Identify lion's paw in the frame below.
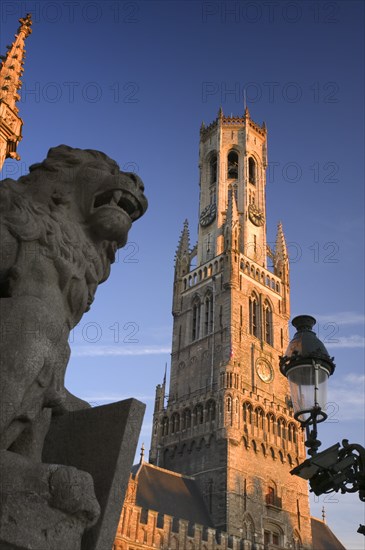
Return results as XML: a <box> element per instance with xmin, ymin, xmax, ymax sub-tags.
<box><xmin>48</xmin><ymin>465</ymin><xmax>100</xmax><ymax>526</ymax></box>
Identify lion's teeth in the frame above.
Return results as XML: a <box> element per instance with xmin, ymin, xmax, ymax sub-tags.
<box><xmin>112</xmin><ymin>190</ymin><xmax>123</xmax><ymax>205</ymax></box>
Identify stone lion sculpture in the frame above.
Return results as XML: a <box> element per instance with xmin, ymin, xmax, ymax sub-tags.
<box><xmin>0</xmin><ymin>145</ymin><xmax>147</xmax><ymax>543</ymax></box>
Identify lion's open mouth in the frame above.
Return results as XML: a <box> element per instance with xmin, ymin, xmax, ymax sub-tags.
<box><xmin>93</xmin><ymin>188</ymin><xmax>142</xmax><ymax>221</ymax></box>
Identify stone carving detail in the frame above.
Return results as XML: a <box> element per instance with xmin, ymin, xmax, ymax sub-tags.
<box><xmin>0</xmin><ymin>145</ymin><xmax>147</xmax><ymax>547</ymax></box>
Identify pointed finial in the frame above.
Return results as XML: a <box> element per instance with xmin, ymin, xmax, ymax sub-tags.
<box><xmin>18</xmin><ymin>14</ymin><xmax>32</xmax><ymax>37</ymax></box>
<box><xmin>322</xmin><ymin>506</ymin><xmax>326</xmax><ymax>523</ymax></box>
<box><xmin>244</xmin><ymin>105</ymin><xmax>250</xmax><ymax>118</ymax></box>
<box><xmin>140</xmin><ymin>443</ymin><xmax>145</xmax><ymax>464</ymax></box>
<box><xmin>218</xmin><ymin>106</ymin><xmax>223</xmax><ymax>118</ymax></box>
<box><xmin>0</xmin><ymin>13</ymin><xmax>32</xmax><ymax>168</ymax></box>
<box><xmin>200</xmin><ymin>120</ymin><xmax>206</xmax><ymax>131</ymax></box>
<box><xmin>163</xmin><ymin>363</ymin><xmax>167</xmax><ymax>385</ymax></box>
<box><xmin>262</xmin><ymin>120</ymin><xmax>266</xmax><ymax>130</ymax></box>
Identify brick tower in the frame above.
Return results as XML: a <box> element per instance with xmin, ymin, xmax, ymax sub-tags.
<box><xmin>0</xmin><ymin>14</ymin><xmax>32</xmax><ymax>170</ymax></box>
<box><xmin>149</xmin><ymin>108</ymin><xmax>312</xmax><ymax>549</ymax></box>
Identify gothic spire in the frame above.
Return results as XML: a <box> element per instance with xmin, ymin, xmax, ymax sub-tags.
<box><xmin>273</xmin><ymin>221</ymin><xmax>289</xmax><ymax>284</ymax></box>
<box><xmin>0</xmin><ymin>14</ymin><xmax>32</xmax><ymax>113</ymax></box>
<box><xmin>173</xmin><ymin>220</ymin><xmax>191</xmax><ymax>313</ymax></box>
<box><xmin>275</xmin><ymin>221</ymin><xmax>288</xmax><ymax>262</ymax></box>
<box><xmin>175</xmin><ymin>219</ymin><xmax>190</xmax><ymax>259</ymax></box>
<box><xmin>0</xmin><ymin>14</ymin><xmax>32</xmax><ymax>169</ymax></box>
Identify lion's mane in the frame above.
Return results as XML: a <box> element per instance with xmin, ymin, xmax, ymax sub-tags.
<box><xmin>0</xmin><ymin>145</ymin><xmax>121</xmax><ymax>302</ymax></box>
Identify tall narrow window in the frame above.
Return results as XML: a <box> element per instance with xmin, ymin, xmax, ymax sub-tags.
<box><xmin>249</xmin><ymin>294</ymin><xmax>259</xmax><ymax>337</ymax></box>
<box><xmin>192</xmin><ymin>298</ymin><xmax>201</xmax><ymax>341</ymax></box>
<box><xmin>209</xmin><ymin>185</ymin><xmax>216</xmax><ymax>205</ymax></box>
<box><xmin>204</xmin><ymin>293</ymin><xmax>214</xmax><ymax>336</ymax></box>
<box><xmin>248</xmin><ymin>157</ymin><xmax>256</xmax><ymax>184</ymax></box>
<box><xmin>227</xmin><ymin>151</ymin><xmax>238</xmax><ymax>179</ymax></box>
<box><xmin>243</xmin><ymin>402</ymin><xmax>252</xmax><ymax>424</ymax></box>
<box><xmin>210</xmin><ymin>153</ymin><xmax>217</xmax><ymax>183</ymax></box>
<box><xmin>206</xmin><ymin>400</ymin><xmax>216</xmax><ymax>422</ymax></box>
<box><xmin>263</xmin><ymin>301</ymin><xmax>273</xmax><ymax>345</ymax></box>
<box><xmin>266</xmin><ymin>486</ymin><xmax>275</xmax><ymax>505</ymax></box>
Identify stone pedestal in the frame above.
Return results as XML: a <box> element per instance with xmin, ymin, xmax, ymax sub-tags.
<box><xmin>0</xmin><ymin>399</ymin><xmax>145</xmax><ymax>550</ymax></box>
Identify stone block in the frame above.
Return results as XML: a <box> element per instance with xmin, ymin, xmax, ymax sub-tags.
<box><xmin>43</xmin><ymin>399</ymin><xmax>145</xmax><ymax>550</ymax></box>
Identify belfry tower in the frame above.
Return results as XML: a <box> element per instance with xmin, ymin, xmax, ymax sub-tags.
<box><xmin>0</xmin><ymin>14</ymin><xmax>32</xmax><ymax>170</ymax></box>
<box><xmin>150</xmin><ymin>109</ymin><xmax>312</xmax><ymax>549</ymax></box>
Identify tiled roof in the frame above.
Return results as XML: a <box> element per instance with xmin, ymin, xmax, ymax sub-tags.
<box><xmin>132</xmin><ymin>462</ymin><xmax>214</xmax><ymax>527</ymax></box>
<box><xmin>311</xmin><ymin>517</ymin><xmax>347</xmax><ymax>550</ymax></box>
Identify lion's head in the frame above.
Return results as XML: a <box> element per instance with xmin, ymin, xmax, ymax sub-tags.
<box><xmin>0</xmin><ymin>146</ymin><xmax>148</xmax><ymax>317</ymax></box>
<box><xmin>16</xmin><ymin>145</ymin><xmax>148</xmax><ymax>248</ymax></box>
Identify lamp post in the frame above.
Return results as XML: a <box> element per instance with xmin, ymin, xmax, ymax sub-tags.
<box><xmin>279</xmin><ymin>315</ymin><xmax>336</xmax><ymax>456</ymax></box>
<box><xmin>280</xmin><ymin>315</ymin><xmax>365</xmax><ymax>536</ymax></box>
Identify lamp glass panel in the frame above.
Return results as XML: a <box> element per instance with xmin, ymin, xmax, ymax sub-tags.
<box><xmin>288</xmin><ymin>364</ymin><xmax>329</xmax><ymax>418</ymax></box>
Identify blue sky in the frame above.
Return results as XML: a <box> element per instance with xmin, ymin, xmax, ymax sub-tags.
<box><xmin>1</xmin><ymin>1</ymin><xmax>364</xmax><ymax>547</ymax></box>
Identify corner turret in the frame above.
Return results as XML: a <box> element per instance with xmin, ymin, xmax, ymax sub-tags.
<box><xmin>172</xmin><ymin>220</ymin><xmax>191</xmax><ymax>315</ymax></box>
<box><xmin>274</xmin><ymin>221</ymin><xmax>290</xmax><ymax>315</ymax></box>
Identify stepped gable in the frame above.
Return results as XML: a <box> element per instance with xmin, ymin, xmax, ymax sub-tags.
<box><xmin>131</xmin><ymin>461</ymin><xmax>214</xmax><ymax>527</ymax></box>
<box><xmin>311</xmin><ymin>517</ymin><xmax>346</xmax><ymax>550</ymax></box>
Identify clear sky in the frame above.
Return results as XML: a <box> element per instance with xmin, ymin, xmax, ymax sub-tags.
<box><xmin>1</xmin><ymin>1</ymin><xmax>364</xmax><ymax>547</ymax></box>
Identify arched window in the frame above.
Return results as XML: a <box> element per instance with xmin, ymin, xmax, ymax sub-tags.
<box><xmin>292</xmin><ymin>531</ymin><xmax>303</xmax><ymax>550</ymax></box>
<box><xmin>266</xmin><ymin>483</ymin><xmax>281</xmax><ymax>508</ymax></box>
<box><xmin>243</xmin><ymin>402</ymin><xmax>253</xmax><ymax>424</ymax></box>
<box><xmin>171</xmin><ymin>413</ymin><xmax>180</xmax><ymax>434</ymax></box>
<box><xmin>266</xmin><ymin>485</ymin><xmax>275</xmax><ymax>505</ymax></box>
<box><xmin>227</xmin><ymin>396</ymin><xmax>232</xmax><ymax>413</ymax></box>
<box><xmin>204</xmin><ymin>293</ymin><xmax>214</xmax><ymax>336</ymax></box>
<box><xmin>210</xmin><ymin>153</ymin><xmax>217</xmax><ymax>184</ymax></box>
<box><xmin>184</xmin><ymin>409</ymin><xmax>191</xmax><ymax>429</ymax></box>
<box><xmin>243</xmin><ymin>514</ymin><xmax>255</xmax><ymax>541</ymax></box>
<box><xmin>206</xmin><ymin>399</ymin><xmax>216</xmax><ymax>422</ymax></box>
<box><xmin>249</xmin><ymin>294</ymin><xmax>259</xmax><ymax>337</ymax></box>
<box><xmin>248</xmin><ymin>157</ymin><xmax>256</xmax><ymax>184</ymax></box>
<box><xmin>192</xmin><ymin>298</ymin><xmax>201</xmax><ymax>341</ymax></box>
<box><xmin>209</xmin><ymin>185</ymin><xmax>216</xmax><ymax>205</ymax></box>
<box><xmin>162</xmin><ymin>416</ymin><xmax>169</xmax><ymax>436</ymax></box>
<box><xmin>263</xmin><ymin>300</ymin><xmax>273</xmax><ymax>345</ymax></box>
<box><xmin>193</xmin><ymin>404</ymin><xmax>204</xmax><ymax>426</ymax></box>
<box><xmin>227</xmin><ymin>151</ymin><xmax>238</xmax><ymax>179</ymax></box>
<box><xmin>256</xmin><ymin>408</ymin><xmax>265</xmax><ymax>429</ymax></box>
<box><xmin>267</xmin><ymin>413</ymin><xmax>275</xmax><ymax>433</ymax></box>
<box><xmin>277</xmin><ymin>418</ymin><xmax>286</xmax><ymax>439</ymax></box>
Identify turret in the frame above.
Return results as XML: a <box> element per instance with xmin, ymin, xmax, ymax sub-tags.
<box><xmin>172</xmin><ymin>220</ymin><xmax>190</xmax><ymax>314</ymax></box>
<box><xmin>0</xmin><ymin>14</ymin><xmax>32</xmax><ymax>169</ymax></box>
<box><xmin>274</xmin><ymin>221</ymin><xmax>290</xmax><ymax>315</ymax></box>
<box><xmin>149</xmin><ymin>369</ymin><xmax>167</xmax><ymax>465</ymax></box>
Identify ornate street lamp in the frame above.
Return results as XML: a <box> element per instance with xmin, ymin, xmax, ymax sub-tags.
<box><xmin>279</xmin><ymin>315</ymin><xmax>336</xmax><ymax>456</ymax></box>
<box><xmin>280</xmin><ymin>315</ymin><xmax>365</xmax><ymax>536</ymax></box>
